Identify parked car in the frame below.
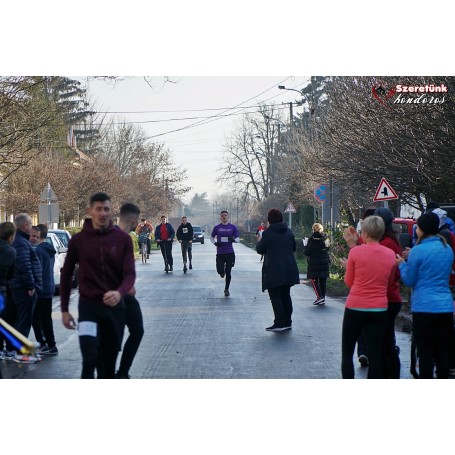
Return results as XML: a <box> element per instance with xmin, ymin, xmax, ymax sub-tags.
<box><xmin>45</xmin><ymin>232</ymin><xmax>67</xmax><ymax>293</ymax></box>
<box><xmin>49</xmin><ymin>229</ymin><xmax>78</xmax><ymax>288</ymax></box>
<box><xmin>192</xmin><ymin>225</ymin><xmax>205</xmax><ymax>244</ymax></box>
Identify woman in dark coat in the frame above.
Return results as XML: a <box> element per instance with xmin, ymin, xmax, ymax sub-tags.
<box><xmin>304</xmin><ymin>223</ymin><xmax>330</xmax><ymax>305</ymax></box>
<box><xmin>256</xmin><ymin>209</ymin><xmax>300</xmax><ymax>332</ymax></box>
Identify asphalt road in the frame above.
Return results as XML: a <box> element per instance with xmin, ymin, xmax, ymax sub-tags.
<box><xmin>0</xmin><ymin>238</ymin><xmax>414</xmax><ymax>379</ymax></box>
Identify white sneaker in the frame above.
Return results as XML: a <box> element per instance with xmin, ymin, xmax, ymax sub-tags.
<box><xmin>13</xmin><ymin>353</ymin><xmax>41</xmax><ymax>364</ymax></box>
<box><xmin>313</xmin><ymin>297</ymin><xmax>325</xmax><ymax>305</ymax></box>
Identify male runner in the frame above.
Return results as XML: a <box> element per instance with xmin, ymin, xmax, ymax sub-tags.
<box><xmin>211</xmin><ymin>211</ymin><xmax>240</xmax><ymax>296</ymax></box>
<box><xmin>176</xmin><ymin>216</ymin><xmax>194</xmax><ymax>273</ymax></box>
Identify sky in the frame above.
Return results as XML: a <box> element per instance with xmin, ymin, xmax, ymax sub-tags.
<box><xmin>80</xmin><ymin>75</ymin><xmax>310</xmax><ymax>203</ymax></box>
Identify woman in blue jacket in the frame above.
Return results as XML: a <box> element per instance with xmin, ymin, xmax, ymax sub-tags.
<box><xmin>397</xmin><ymin>212</ymin><xmax>454</xmax><ymax>379</ymax></box>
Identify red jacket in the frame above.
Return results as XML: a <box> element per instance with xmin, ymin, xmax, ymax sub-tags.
<box><xmin>60</xmin><ymin>219</ymin><xmax>135</xmax><ymax>312</ymax></box>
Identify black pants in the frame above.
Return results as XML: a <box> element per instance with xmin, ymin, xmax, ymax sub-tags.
<box><xmin>0</xmin><ymin>287</ymin><xmax>16</xmax><ymax>351</ymax></box>
<box><xmin>78</xmin><ymin>300</ymin><xmax>126</xmax><ymax>379</ymax></box>
<box><xmin>268</xmin><ymin>285</ymin><xmax>293</xmax><ymax>327</ymax></box>
<box><xmin>32</xmin><ymin>297</ymin><xmax>56</xmax><ymax>347</ymax></box>
<box><xmin>159</xmin><ymin>241</ymin><xmax>173</xmax><ymax>267</ymax></box>
<box><xmin>311</xmin><ymin>277</ymin><xmax>327</xmax><ymax>299</ymax></box>
<box><xmin>216</xmin><ymin>253</ymin><xmax>235</xmax><ymax>290</ymax></box>
<box><xmin>117</xmin><ymin>294</ymin><xmax>144</xmax><ymax>376</ymax></box>
<box><xmin>180</xmin><ymin>241</ymin><xmax>192</xmax><ymax>264</ymax></box>
<box><xmin>10</xmin><ymin>288</ymin><xmax>37</xmax><ymax>339</ymax></box>
<box><xmin>342</xmin><ymin>308</ymin><xmax>387</xmax><ymax>379</ymax></box>
<box><xmin>382</xmin><ymin>302</ymin><xmax>402</xmax><ymax>378</ymax></box>
<box><xmin>412</xmin><ymin>312</ymin><xmax>452</xmax><ymax>379</ymax></box>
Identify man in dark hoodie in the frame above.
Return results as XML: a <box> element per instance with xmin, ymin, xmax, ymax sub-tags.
<box><xmin>60</xmin><ymin>192</ymin><xmax>136</xmax><ymax>379</ymax></box>
<box><xmin>6</xmin><ymin>213</ymin><xmax>42</xmax><ymax>364</ymax></box>
<box><xmin>256</xmin><ymin>209</ymin><xmax>300</xmax><ymax>332</ymax></box>
<box><xmin>176</xmin><ymin>216</ymin><xmax>194</xmax><ymax>273</ymax></box>
<box><xmin>32</xmin><ymin>224</ymin><xmax>58</xmax><ymax>355</ymax></box>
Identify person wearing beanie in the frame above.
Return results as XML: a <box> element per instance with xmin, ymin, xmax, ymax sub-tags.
<box><xmin>344</xmin><ymin>206</ymin><xmax>403</xmax><ymax>377</ymax></box>
<box><xmin>397</xmin><ymin>211</ymin><xmax>454</xmax><ymax>379</ymax></box>
<box><xmin>256</xmin><ymin>209</ymin><xmax>300</xmax><ymax>332</ymax></box>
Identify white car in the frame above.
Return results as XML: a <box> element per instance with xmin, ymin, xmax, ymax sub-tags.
<box><xmin>45</xmin><ymin>232</ymin><xmax>68</xmax><ymax>292</ymax></box>
<box><xmin>48</xmin><ymin>229</ymin><xmax>78</xmax><ymax>288</ymax></box>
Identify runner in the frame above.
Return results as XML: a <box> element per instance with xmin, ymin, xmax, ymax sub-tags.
<box><xmin>176</xmin><ymin>216</ymin><xmax>194</xmax><ymax>273</ymax></box>
<box><xmin>155</xmin><ymin>215</ymin><xmax>175</xmax><ymax>272</ymax></box>
<box><xmin>211</xmin><ymin>211</ymin><xmax>240</xmax><ymax>296</ymax></box>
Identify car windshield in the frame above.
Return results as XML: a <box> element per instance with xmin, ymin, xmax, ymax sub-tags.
<box><xmin>53</xmin><ymin>232</ymin><xmax>70</xmax><ymax>247</ymax></box>
<box><xmin>193</xmin><ymin>226</ymin><xmax>202</xmax><ymax>233</ymax></box>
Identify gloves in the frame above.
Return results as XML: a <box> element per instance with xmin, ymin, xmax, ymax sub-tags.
<box><xmin>228</xmin><ymin>236</ymin><xmax>235</xmax><ymax>243</ymax></box>
<box><xmin>214</xmin><ymin>242</ymin><xmax>222</xmax><ymax>247</ymax></box>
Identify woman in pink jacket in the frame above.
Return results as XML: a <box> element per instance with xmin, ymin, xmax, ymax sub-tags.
<box><xmin>341</xmin><ymin>216</ymin><xmax>397</xmax><ymax>379</ymax></box>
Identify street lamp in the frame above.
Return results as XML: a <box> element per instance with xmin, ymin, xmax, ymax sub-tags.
<box><xmin>278</xmin><ymin>85</ymin><xmax>303</xmax><ymax>96</ymax></box>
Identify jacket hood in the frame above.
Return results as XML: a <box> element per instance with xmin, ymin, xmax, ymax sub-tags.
<box><xmin>432</xmin><ymin>208</ymin><xmax>448</xmax><ymax>229</ymax></box>
<box><xmin>268</xmin><ymin>222</ymin><xmax>288</xmax><ymax>234</ymax></box>
<box><xmin>37</xmin><ymin>241</ymin><xmax>56</xmax><ymax>258</ymax></box>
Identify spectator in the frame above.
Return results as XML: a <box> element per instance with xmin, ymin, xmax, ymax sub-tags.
<box><xmin>341</xmin><ymin>216</ymin><xmax>396</xmax><ymax>379</ymax></box>
<box><xmin>256</xmin><ymin>209</ymin><xmax>300</xmax><ymax>332</ymax></box>
<box><xmin>304</xmin><ymin>223</ymin><xmax>330</xmax><ymax>305</ymax></box>
<box><xmin>0</xmin><ymin>221</ymin><xmax>17</xmax><ymax>363</ymax></box>
<box><xmin>397</xmin><ymin>212</ymin><xmax>454</xmax><ymax>378</ymax></box>
<box><xmin>6</xmin><ymin>213</ymin><xmax>42</xmax><ymax>364</ymax></box>
<box><xmin>32</xmin><ymin>224</ymin><xmax>58</xmax><ymax>355</ymax></box>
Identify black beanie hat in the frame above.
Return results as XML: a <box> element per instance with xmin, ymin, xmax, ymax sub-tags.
<box><xmin>426</xmin><ymin>201</ymin><xmax>440</xmax><ymax>212</ymax></box>
<box><xmin>268</xmin><ymin>209</ymin><xmax>283</xmax><ymax>224</ymax></box>
<box><xmin>417</xmin><ymin>212</ymin><xmax>440</xmax><ymax>235</ymax></box>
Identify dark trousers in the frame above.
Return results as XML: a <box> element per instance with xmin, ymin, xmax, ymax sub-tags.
<box><xmin>342</xmin><ymin>308</ymin><xmax>387</xmax><ymax>379</ymax></box>
<box><xmin>78</xmin><ymin>300</ymin><xmax>126</xmax><ymax>379</ymax></box>
<box><xmin>180</xmin><ymin>241</ymin><xmax>192</xmax><ymax>264</ymax></box>
<box><xmin>159</xmin><ymin>241</ymin><xmax>173</xmax><ymax>267</ymax></box>
<box><xmin>216</xmin><ymin>253</ymin><xmax>235</xmax><ymax>290</ymax></box>
<box><xmin>412</xmin><ymin>312</ymin><xmax>452</xmax><ymax>379</ymax></box>
<box><xmin>117</xmin><ymin>294</ymin><xmax>144</xmax><ymax>376</ymax></box>
<box><xmin>10</xmin><ymin>288</ymin><xmax>37</xmax><ymax>339</ymax></box>
<box><xmin>268</xmin><ymin>285</ymin><xmax>293</xmax><ymax>327</ymax></box>
<box><xmin>311</xmin><ymin>278</ymin><xmax>327</xmax><ymax>299</ymax></box>
<box><xmin>382</xmin><ymin>302</ymin><xmax>402</xmax><ymax>378</ymax></box>
<box><xmin>32</xmin><ymin>297</ymin><xmax>56</xmax><ymax>347</ymax></box>
<box><xmin>0</xmin><ymin>288</ymin><xmax>16</xmax><ymax>351</ymax></box>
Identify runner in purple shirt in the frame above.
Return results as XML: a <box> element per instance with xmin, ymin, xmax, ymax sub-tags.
<box><xmin>211</xmin><ymin>211</ymin><xmax>240</xmax><ymax>296</ymax></box>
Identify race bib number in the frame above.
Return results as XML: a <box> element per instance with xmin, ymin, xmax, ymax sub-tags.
<box><xmin>77</xmin><ymin>321</ymin><xmax>97</xmax><ymax>337</ymax></box>
<box><xmin>221</xmin><ymin>237</ymin><xmax>229</xmax><ymax>242</ymax></box>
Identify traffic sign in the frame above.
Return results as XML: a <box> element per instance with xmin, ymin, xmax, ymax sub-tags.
<box><xmin>314</xmin><ymin>185</ymin><xmax>326</xmax><ymax>203</ymax></box>
<box><xmin>373</xmin><ymin>178</ymin><xmax>398</xmax><ymax>201</ymax></box>
<box><xmin>285</xmin><ymin>202</ymin><xmax>297</xmax><ymax>213</ymax></box>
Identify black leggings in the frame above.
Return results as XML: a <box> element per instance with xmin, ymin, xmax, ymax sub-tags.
<box><xmin>413</xmin><ymin>312</ymin><xmax>452</xmax><ymax>379</ymax></box>
<box><xmin>342</xmin><ymin>308</ymin><xmax>387</xmax><ymax>379</ymax></box>
<box><xmin>216</xmin><ymin>253</ymin><xmax>235</xmax><ymax>289</ymax></box>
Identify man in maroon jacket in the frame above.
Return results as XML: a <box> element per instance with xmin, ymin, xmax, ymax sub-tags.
<box><xmin>60</xmin><ymin>192</ymin><xmax>136</xmax><ymax>379</ymax></box>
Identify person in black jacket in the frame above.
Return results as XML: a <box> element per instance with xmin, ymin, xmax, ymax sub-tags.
<box><xmin>256</xmin><ymin>209</ymin><xmax>300</xmax><ymax>332</ymax></box>
<box><xmin>32</xmin><ymin>224</ymin><xmax>58</xmax><ymax>355</ymax></box>
<box><xmin>176</xmin><ymin>216</ymin><xmax>194</xmax><ymax>273</ymax></box>
<box><xmin>6</xmin><ymin>213</ymin><xmax>42</xmax><ymax>363</ymax></box>
<box><xmin>304</xmin><ymin>223</ymin><xmax>330</xmax><ymax>305</ymax></box>
<box><xmin>0</xmin><ymin>221</ymin><xmax>17</xmax><ymax>363</ymax></box>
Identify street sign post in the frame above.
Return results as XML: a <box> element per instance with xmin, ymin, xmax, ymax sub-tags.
<box><xmin>39</xmin><ymin>182</ymin><xmax>59</xmax><ymax>227</ymax></box>
<box><xmin>284</xmin><ymin>202</ymin><xmax>297</xmax><ymax>229</ymax></box>
<box><xmin>373</xmin><ymin>178</ymin><xmax>398</xmax><ymax>208</ymax></box>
